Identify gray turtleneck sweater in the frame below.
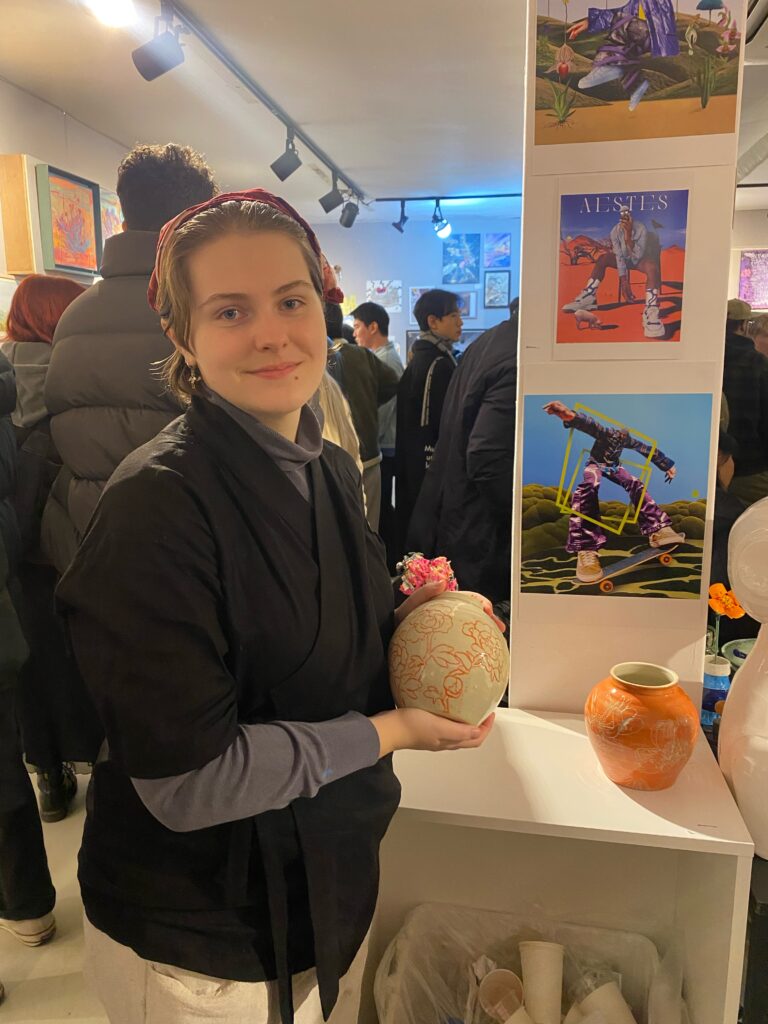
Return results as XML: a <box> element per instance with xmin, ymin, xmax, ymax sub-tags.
<box><xmin>132</xmin><ymin>393</ymin><xmax>381</xmax><ymax>833</ymax></box>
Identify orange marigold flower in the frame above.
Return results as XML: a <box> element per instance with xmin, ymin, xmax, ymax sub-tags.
<box><xmin>709</xmin><ymin>583</ymin><xmax>746</xmax><ymax>619</ymax></box>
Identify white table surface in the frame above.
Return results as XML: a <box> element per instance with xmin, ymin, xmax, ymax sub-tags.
<box><xmin>393</xmin><ymin>708</ymin><xmax>754</xmax><ymax>855</ymax></box>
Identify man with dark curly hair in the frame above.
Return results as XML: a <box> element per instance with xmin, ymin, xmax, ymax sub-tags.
<box><xmin>42</xmin><ymin>144</ymin><xmax>219</xmax><ymax>577</ymax></box>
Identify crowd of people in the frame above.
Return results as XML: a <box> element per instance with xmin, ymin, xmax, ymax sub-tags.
<box><xmin>1</xmin><ymin>137</ymin><xmax>765</xmax><ymax>1021</ymax></box>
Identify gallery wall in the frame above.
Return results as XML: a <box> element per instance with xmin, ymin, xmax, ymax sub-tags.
<box><xmin>512</xmin><ymin>0</ymin><xmax>746</xmax><ymax>716</ymax></box>
<box><xmin>0</xmin><ymin>78</ymin><xmax>127</xmax><ymax>277</ymax></box>
<box><xmin>312</xmin><ymin>214</ymin><xmax>521</xmax><ymax>360</ymax></box>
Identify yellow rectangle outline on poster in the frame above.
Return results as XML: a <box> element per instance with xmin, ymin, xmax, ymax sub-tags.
<box><xmin>555</xmin><ymin>404</ymin><xmax>658</xmax><ymax>537</ymax></box>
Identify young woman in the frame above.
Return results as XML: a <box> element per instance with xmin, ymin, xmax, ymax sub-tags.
<box><xmin>57</xmin><ymin>190</ymin><xmax>495</xmax><ymax>1024</ymax></box>
<box><xmin>1</xmin><ymin>274</ymin><xmax>101</xmax><ymax>825</ymax></box>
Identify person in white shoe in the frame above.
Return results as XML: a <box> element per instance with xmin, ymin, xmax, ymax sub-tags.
<box><xmin>543</xmin><ymin>401</ymin><xmax>685</xmax><ymax>584</ymax></box>
<box><xmin>561</xmin><ymin>205</ymin><xmax>666</xmax><ymax>340</ymax></box>
<box><xmin>0</xmin><ymin>351</ymin><xmax>57</xmax><ymax>957</ymax></box>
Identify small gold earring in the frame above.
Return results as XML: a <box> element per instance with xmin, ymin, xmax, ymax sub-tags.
<box><xmin>188</xmin><ymin>365</ymin><xmax>200</xmax><ymax>388</ymax></box>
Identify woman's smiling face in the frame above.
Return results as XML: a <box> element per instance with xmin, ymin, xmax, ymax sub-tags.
<box><xmin>178</xmin><ymin>229</ymin><xmax>328</xmax><ymax>434</ymax></box>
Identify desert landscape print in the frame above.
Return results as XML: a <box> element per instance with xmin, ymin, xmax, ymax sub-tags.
<box><xmin>535</xmin><ymin>0</ymin><xmax>741</xmax><ymax>145</ymax></box>
<box><xmin>557</xmin><ymin>188</ymin><xmax>688</xmax><ymax>344</ymax></box>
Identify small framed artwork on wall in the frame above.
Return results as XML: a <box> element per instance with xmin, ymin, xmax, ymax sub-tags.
<box><xmin>409</xmin><ymin>286</ymin><xmax>435</xmax><ymax>325</ymax></box>
<box><xmin>484</xmin><ymin>271</ymin><xmax>511</xmax><ymax>308</ymax></box>
<box><xmin>35</xmin><ymin>164</ymin><xmax>101</xmax><ymax>274</ymax></box>
<box><xmin>454</xmin><ymin>290</ymin><xmax>477</xmax><ymax>319</ymax></box>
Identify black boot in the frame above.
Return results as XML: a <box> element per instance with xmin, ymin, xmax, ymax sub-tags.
<box><xmin>37</xmin><ymin>763</ymin><xmax>77</xmax><ymax>823</ymax></box>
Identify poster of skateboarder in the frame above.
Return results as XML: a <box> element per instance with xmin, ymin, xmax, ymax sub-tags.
<box><xmin>557</xmin><ymin>189</ymin><xmax>688</xmax><ymax>344</ymax></box>
<box><xmin>520</xmin><ymin>392</ymin><xmax>711</xmax><ymax>599</ymax></box>
<box><xmin>535</xmin><ymin>0</ymin><xmax>742</xmax><ymax>146</ymax></box>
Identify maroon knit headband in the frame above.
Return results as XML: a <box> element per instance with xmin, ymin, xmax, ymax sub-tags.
<box><xmin>147</xmin><ymin>188</ymin><xmax>344</xmax><ymax>311</ymax></box>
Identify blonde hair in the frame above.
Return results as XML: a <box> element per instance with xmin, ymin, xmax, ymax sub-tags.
<box><xmin>317</xmin><ymin>372</ymin><xmax>363</xmax><ymax>473</ymax></box>
<box><xmin>155</xmin><ymin>200</ymin><xmax>324</xmax><ymax>402</ymax></box>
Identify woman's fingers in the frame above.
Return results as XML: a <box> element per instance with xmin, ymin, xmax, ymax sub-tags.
<box><xmin>480</xmin><ymin>598</ymin><xmax>507</xmax><ymax>633</ymax></box>
<box><xmin>394</xmin><ymin>580</ymin><xmax>447</xmax><ymax>625</ymax></box>
<box><xmin>439</xmin><ymin>713</ymin><xmax>495</xmax><ymax>750</ymax></box>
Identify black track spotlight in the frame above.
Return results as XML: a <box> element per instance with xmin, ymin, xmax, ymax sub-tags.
<box><xmin>392</xmin><ymin>200</ymin><xmax>408</xmax><ymax>233</ymax></box>
<box><xmin>270</xmin><ymin>130</ymin><xmax>302</xmax><ymax>181</ymax></box>
<box><xmin>132</xmin><ymin>15</ymin><xmax>184</xmax><ymax>81</ymax></box>
<box><xmin>319</xmin><ymin>174</ymin><xmax>345</xmax><ymax>214</ymax></box>
<box><xmin>339</xmin><ymin>199</ymin><xmax>359</xmax><ymax>229</ymax></box>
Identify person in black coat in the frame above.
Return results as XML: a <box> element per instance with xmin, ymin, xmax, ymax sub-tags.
<box><xmin>408</xmin><ymin>302</ymin><xmax>518</xmax><ymax>608</ymax></box>
<box><xmin>722</xmin><ymin>298</ymin><xmax>768</xmax><ymax>505</ymax></box>
<box><xmin>0</xmin><ymin>349</ymin><xmax>57</xmax><ymax>958</ymax></box>
<box><xmin>56</xmin><ymin>190</ymin><xmax>495</xmax><ymax>1024</ymax></box>
<box><xmin>711</xmin><ymin>427</ymin><xmax>759</xmax><ymax>647</ymax></box>
<box><xmin>394</xmin><ymin>289</ymin><xmax>461</xmax><ymax>556</ymax></box>
<box><xmin>324</xmin><ymin>304</ymin><xmax>398</xmax><ymax>531</ymax></box>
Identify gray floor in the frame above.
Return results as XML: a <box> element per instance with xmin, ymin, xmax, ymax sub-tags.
<box><xmin>0</xmin><ymin>785</ymin><xmax>107</xmax><ymax>1023</ymax></box>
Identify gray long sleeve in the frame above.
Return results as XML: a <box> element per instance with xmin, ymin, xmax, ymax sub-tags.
<box><xmin>132</xmin><ymin>712</ymin><xmax>381</xmax><ymax>833</ymax></box>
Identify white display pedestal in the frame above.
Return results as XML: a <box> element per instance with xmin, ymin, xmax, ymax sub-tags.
<box><xmin>362</xmin><ymin>708</ymin><xmax>753</xmax><ymax>1024</ymax></box>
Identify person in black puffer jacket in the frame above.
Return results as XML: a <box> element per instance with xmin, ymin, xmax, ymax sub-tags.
<box><xmin>0</xmin><ymin>348</ymin><xmax>58</xmax><ymax>959</ymax></box>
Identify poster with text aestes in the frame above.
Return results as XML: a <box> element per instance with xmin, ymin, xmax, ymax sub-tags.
<box><xmin>535</xmin><ymin>0</ymin><xmax>742</xmax><ymax>146</ymax></box>
<box><xmin>557</xmin><ymin>188</ymin><xmax>688</xmax><ymax>345</ymax></box>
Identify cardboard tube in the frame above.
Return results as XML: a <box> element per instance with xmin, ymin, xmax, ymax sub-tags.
<box><xmin>519</xmin><ymin>941</ymin><xmax>564</xmax><ymax>1024</ymax></box>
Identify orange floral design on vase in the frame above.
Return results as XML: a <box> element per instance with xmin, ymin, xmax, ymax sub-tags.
<box><xmin>389</xmin><ymin>592</ymin><xmax>509</xmax><ymax>726</ymax></box>
<box><xmin>584</xmin><ymin>662</ymin><xmax>699</xmax><ymax>791</ymax></box>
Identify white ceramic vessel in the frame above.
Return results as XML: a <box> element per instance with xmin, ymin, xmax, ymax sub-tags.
<box><xmin>718</xmin><ymin>497</ymin><xmax>768</xmax><ymax>856</ymax></box>
<box><xmin>388</xmin><ymin>591</ymin><xmax>509</xmax><ymax>725</ymax></box>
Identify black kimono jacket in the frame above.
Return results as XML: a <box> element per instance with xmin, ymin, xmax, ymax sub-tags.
<box><xmin>57</xmin><ymin>396</ymin><xmax>401</xmax><ymax>1022</ymax></box>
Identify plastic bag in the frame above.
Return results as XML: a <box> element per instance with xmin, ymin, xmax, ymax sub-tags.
<box><xmin>374</xmin><ymin>903</ymin><xmax>687</xmax><ymax>1024</ymax></box>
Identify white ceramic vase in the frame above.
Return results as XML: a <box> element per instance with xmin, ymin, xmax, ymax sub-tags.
<box><xmin>718</xmin><ymin>497</ymin><xmax>768</xmax><ymax>856</ymax></box>
<box><xmin>388</xmin><ymin>591</ymin><xmax>509</xmax><ymax>726</ymax></box>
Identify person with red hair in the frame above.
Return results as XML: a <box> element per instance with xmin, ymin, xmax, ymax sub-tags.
<box><xmin>1</xmin><ymin>273</ymin><xmax>102</xmax><ymax>828</ymax></box>
<box><xmin>3</xmin><ymin>276</ymin><xmax>85</xmax><ymax>435</ymax></box>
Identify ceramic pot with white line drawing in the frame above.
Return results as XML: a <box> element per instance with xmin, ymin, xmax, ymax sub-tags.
<box><xmin>584</xmin><ymin>662</ymin><xmax>699</xmax><ymax>791</ymax></box>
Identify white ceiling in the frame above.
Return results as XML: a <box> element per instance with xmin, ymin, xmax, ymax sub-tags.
<box><xmin>736</xmin><ymin>63</ymin><xmax>768</xmax><ymax>211</ymax></box>
<box><xmin>0</xmin><ymin>0</ymin><xmax>525</xmax><ymax>224</ymax></box>
<box><xmin>0</xmin><ymin>1</ymin><xmax>765</xmax><ymax>221</ymax></box>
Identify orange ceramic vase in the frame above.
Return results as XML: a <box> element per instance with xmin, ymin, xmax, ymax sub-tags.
<box><xmin>584</xmin><ymin>662</ymin><xmax>699</xmax><ymax>791</ymax></box>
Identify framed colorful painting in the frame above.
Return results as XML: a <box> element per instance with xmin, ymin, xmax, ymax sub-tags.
<box><xmin>485</xmin><ymin>270</ymin><xmax>511</xmax><ymax>308</ymax></box>
<box><xmin>442</xmin><ymin>234</ymin><xmax>481</xmax><ymax>285</ymax></box>
<box><xmin>99</xmin><ymin>187</ymin><xmax>123</xmax><ymax>251</ymax></box>
<box><xmin>739</xmin><ymin>250</ymin><xmax>768</xmax><ymax>311</ymax></box>
<box><xmin>366</xmin><ymin>280</ymin><xmax>403</xmax><ymax>312</ymax></box>
<box><xmin>484</xmin><ymin>232</ymin><xmax>512</xmax><ymax>269</ymax></box>
<box><xmin>35</xmin><ymin>165</ymin><xmax>100</xmax><ymax>274</ymax></box>
<box><xmin>409</xmin><ymin>285</ymin><xmax>434</xmax><ymax>325</ymax></box>
<box><xmin>453</xmin><ymin>290</ymin><xmax>478</xmax><ymax>319</ymax></box>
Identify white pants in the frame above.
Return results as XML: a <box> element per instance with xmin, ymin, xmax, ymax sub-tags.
<box><xmin>83</xmin><ymin>916</ymin><xmax>368</xmax><ymax>1024</ymax></box>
